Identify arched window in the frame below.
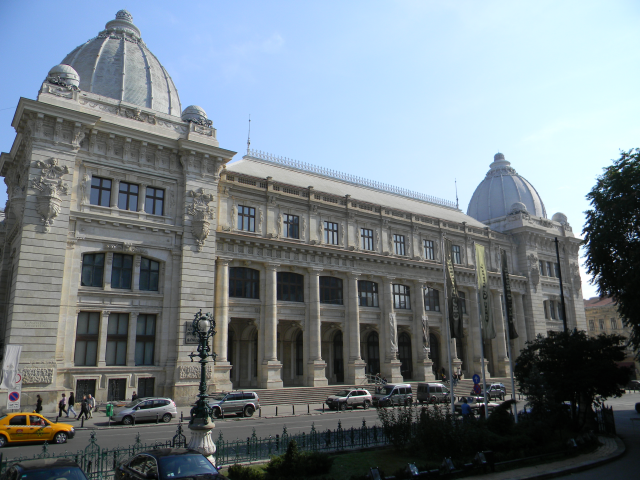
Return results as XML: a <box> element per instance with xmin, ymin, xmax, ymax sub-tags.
<box><xmin>277</xmin><ymin>272</ymin><xmax>304</xmax><ymax>302</ymax></box>
<box><xmin>320</xmin><ymin>276</ymin><xmax>343</xmax><ymax>305</ymax></box>
<box><xmin>333</xmin><ymin>331</ymin><xmax>344</xmax><ymax>382</ymax></box>
<box><xmin>398</xmin><ymin>332</ymin><xmax>412</xmax><ymax>380</ymax></box>
<box><xmin>367</xmin><ymin>332</ymin><xmax>380</xmax><ymax>375</ymax></box>
<box><xmin>229</xmin><ymin>267</ymin><xmax>260</xmax><ymax>299</ymax></box>
<box><xmin>296</xmin><ymin>332</ymin><xmax>303</xmax><ymax>376</ymax></box>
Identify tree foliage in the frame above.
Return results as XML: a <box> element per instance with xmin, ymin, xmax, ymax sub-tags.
<box><xmin>514</xmin><ymin>330</ymin><xmax>630</xmax><ymax>431</ymax></box>
<box><xmin>583</xmin><ymin>148</ymin><xmax>640</xmax><ymax>352</ymax></box>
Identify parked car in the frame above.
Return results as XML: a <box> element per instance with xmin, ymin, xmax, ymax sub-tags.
<box><xmin>116</xmin><ymin>448</ymin><xmax>226</xmax><ymax>480</ymax></box>
<box><xmin>454</xmin><ymin>396</ymin><xmax>499</xmax><ymax>415</ymax></box>
<box><xmin>2</xmin><ymin>458</ymin><xmax>88</xmax><ymax>480</ymax></box>
<box><xmin>325</xmin><ymin>389</ymin><xmax>372</xmax><ymax>410</ymax></box>
<box><xmin>372</xmin><ymin>384</ymin><xmax>413</xmax><ymax>407</ymax></box>
<box><xmin>207</xmin><ymin>391</ymin><xmax>260</xmax><ymax>418</ymax></box>
<box><xmin>471</xmin><ymin>383</ymin><xmax>506</xmax><ymax>400</ymax></box>
<box><xmin>0</xmin><ymin>413</ymin><xmax>75</xmax><ymax>447</ymax></box>
<box><xmin>416</xmin><ymin>383</ymin><xmax>450</xmax><ymax>404</ymax></box>
<box><xmin>112</xmin><ymin>397</ymin><xmax>177</xmax><ymax>425</ymax></box>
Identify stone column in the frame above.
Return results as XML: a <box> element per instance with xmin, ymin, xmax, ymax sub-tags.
<box><xmin>111</xmin><ymin>179</ymin><xmax>120</xmax><ymax>208</ymax></box>
<box><xmin>127</xmin><ymin>313</ymin><xmax>138</xmax><ymax>366</ymax></box>
<box><xmin>98</xmin><ymin>310</ymin><xmax>110</xmax><ymax>367</ymax></box>
<box><xmin>137</xmin><ymin>184</ymin><xmax>147</xmax><ymax>212</ymax></box>
<box><xmin>307</xmin><ymin>268</ymin><xmax>328</xmax><ymax>386</ymax></box>
<box><xmin>491</xmin><ymin>290</ymin><xmax>511</xmax><ymax>377</ymax></box>
<box><xmin>213</xmin><ymin>258</ymin><xmax>233</xmax><ymax>391</ymax></box>
<box><xmin>261</xmin><ymin>264</ymin><xmax>283</xmax><ymax>388</ymax></box>
<box><xmin>381</xmin><ymin>277</ymin><xmax>403</xmax><ymax>383</ymax></box>
<box><xmin>104</xmin><ymin>252</ymin><xmax>113</xmax><ymax>291</ymax></box>
<box><xmin>469</xmin><ymin>287</ymin><xmax>489</xmax><ymax>378</ymax></box>
<box><xmin>346</xmin><ymin>273</ymin><xmax>366</xmax><ymax>384</ymax></box>
<box><xmin>132</xmin><ymin>255</ymin><xmax>141</xmax><ymax>291</ymax></box>
<box><xmin>412</xmin><ymin>281</ymin><xmax>435</xmax><ymax>381</ymax></box>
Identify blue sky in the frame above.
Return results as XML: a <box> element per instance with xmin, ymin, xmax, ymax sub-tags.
<box><xmin>2</xmin><ymin>0</ymin><xmax>640</xmax><ymax>298</ymax></box>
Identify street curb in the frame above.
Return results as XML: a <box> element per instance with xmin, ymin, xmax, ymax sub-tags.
<box><xmin>511</xmin><ymin>436</ymin><xmax>625</xmax><ymax>480</ymax></box>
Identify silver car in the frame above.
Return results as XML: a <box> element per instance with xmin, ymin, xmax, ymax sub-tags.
<box><xmin>207</xmin><ymin>391</ymin><xmax>260</xmax><ymax>418</ymax></box>
<box><xmin>112</xmin><ymin>397</ymin><xmax>177</xmax><ymax>425</ymax></box>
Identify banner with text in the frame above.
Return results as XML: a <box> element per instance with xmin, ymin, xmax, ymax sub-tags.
<box><xmin>445</xmin><ymin>238</ymin><xmax>463</xmax><ymax>338</ymax></box>
<box><xmin>1</xmin><ymin>345</ymin><xmax>22</xmax><ymax>391</ymax></box>
<box><xmin>500</xmin><ymin>249</ymin><xmax>519</xmax><ymax>339</ymax></box>
<box><xmin>475</xmin><ymin>244</ymin><xmax>496</xmax><ymax>340</ymax></box>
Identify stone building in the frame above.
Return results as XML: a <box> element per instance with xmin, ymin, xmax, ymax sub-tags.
<box><xmin>584</xmin><ymin>296</ymin><xmax>638</xmax><ymax>379</ymax></box>
<box><xmin>0</xmin><ymin>11</ymin><xmax>587</xmax><ymax>409</ymax></box>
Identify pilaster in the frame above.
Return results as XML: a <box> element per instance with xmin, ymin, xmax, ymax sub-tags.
<box><xmin>346</xmin><ymin>273</ymin><xmax>365</xmax><ymax>384</ymax></box>
<box><xmin>306</xmin><ymin>268</ymin><xmax>328</xmax><ymax>387</ymax></box>
<box><xmin>213</xmin><ymin>258</ymin><xmax>232</xmax><ymax>391</ymax></box>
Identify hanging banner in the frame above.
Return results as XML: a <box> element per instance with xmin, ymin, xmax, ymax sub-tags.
<box><xmin>1</xmin><ymin>345</ymin><xmax>22</xmax><ymax>390</ymax></box>
<box><xmin>500</xmin><ymin>249</ymin><xmax>519</xmax><ymax>339</ymax></box>
<box><xmin>444</xmin><ymin>238</ymin><xmax>463</xmax><ymax>338</ymax></box>
<box><xmin>475</xmin><ymin>244</ymin><xmax>496</xmax><ymax>339</ymax></box>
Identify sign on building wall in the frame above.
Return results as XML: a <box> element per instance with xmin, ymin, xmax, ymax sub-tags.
<box><xmin>184</xmin><ymin>322</ymin><xmax>199</xmax><ymax>345</ymax></box>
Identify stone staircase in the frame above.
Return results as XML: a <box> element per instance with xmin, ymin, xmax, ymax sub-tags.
<box><xmin>251</xmin><ymin>377</ymin><xmax>514</xmax><ymax>406</ymax></box>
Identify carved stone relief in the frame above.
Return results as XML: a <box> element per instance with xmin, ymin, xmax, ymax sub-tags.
<box><xmin>179</xmin><ymin>364</ymin><xmax>212</xmax><ymax>379</ymax></box>
<box><xmin>187</xmin><ymin>188</ymin><xmax>215</xmax><ymax>251</ymax></box>
<box><xmin>32</xmin><ymin>159</ymin><xmax>70</xmax><ymax>232</ymax></box>
<box><xmin>20</xmin><ymin>367</ymin><xmax>54</xmax><ymax>384</ymax></box>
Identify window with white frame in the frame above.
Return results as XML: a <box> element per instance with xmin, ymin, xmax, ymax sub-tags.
<box><xmin>393</xmin><ymin>284</ymin><xmax>410</xmax><ymax>309</ymax></box>
<box><xmin>393</xmin><ymin>234</ymin><xmax>406</xmax><ymax>256</ymax></box>
<box><xmin>361</xmin><ymin>228</ymin><xmax>374</xmax><ymax>251</ymax></box>
<box><xmin>452</xmin><ymin>245</ymin><xmax>462</xmax><ymax>264</ymax></box>
<box><xmin>238</xmin><ymin>205</ymin><xmax>256</xmax><ymax>232</ymax></box>
<box><xmin>324</xmin><ymin>221</ymin><xmax>339</xmax><ymax>245</ymax></box>
<box><xmin>423</xmin><ymin>240</ymin><xmax>434</xmax><ymax>260</ymax></box>
<box><xmin>424</xmin><ymin>288</ymin><xmax>440</xmax><ymax>312</ymax></box>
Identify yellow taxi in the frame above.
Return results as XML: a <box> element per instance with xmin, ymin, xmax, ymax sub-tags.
<box><xmin>0</xmin><ymin>413</ymin><xmax>75</xmax><ymax>447</ymax></box>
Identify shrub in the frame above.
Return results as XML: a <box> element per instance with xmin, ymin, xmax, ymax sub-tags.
<box><xmin>265</xmin><ymin>440</ymin><xmax>334</xmax><ymax>479</ymax></box>
<box><xmin>227</xmin><ymin>464</ymin><xmax>265</xmax><ymax>480</ymax></box>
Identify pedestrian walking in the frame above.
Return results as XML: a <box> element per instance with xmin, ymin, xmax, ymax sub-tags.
<box><xmin>87</xmin><ymin>394</ymin><xmax>95</xmax><ymax>418</ymax></box>
<box><xmin>35</xmin><ymin>394</ymin><xmax>42</xmax><ymax>414</ymax></box>
<box><xmin>132</xmin><ymin>391</ymin><xmax>138</xmax><ymax>401</ymax></box>
<box><xmin>58</xmin><ymin>393</ymin><xmax>67</xmax><ymax>418</ymax></box>
<box><xmin>67</xmin><ymin>391</ymin><xmax>77</xmax><ymax>418</ymax></box>
<box><xmin>461</xmin><ymin>397</ymin><xmax>472</xmax><ymax>422</ymax></box>
<box><xmin>80</xmin><ymin>395</ymin><xmax>90</xmax><ymax>420</ymax></box>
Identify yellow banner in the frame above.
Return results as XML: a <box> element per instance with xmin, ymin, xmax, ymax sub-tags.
<box><xmin>475</xmin><ymin>244</ymin><xmax>496</xmax><ymax>339</ymax></box>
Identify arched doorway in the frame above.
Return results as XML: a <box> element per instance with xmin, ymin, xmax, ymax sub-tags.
<box><xmin>333</xmin><ymin>331</ymin><xmax>344</xmax><ymax>383</ymax></box>
<box><xmin>367</xmin><ymin>331</ymin><xmax>380</xmax><ymax>375</ymax></box>
<box><xmin>429</xmin><ymin>333</ymin><xmax>440</xmax><ymax>377</ymax></box>
<box><xmin>295</xmin><ymin>331</ymin><xmax>304</xmax><ymax>377</ymax></box>
<box><xmin>398</xmin><ymin>332</ymin><xmax>413</xmax><ymax>380</ymax></box>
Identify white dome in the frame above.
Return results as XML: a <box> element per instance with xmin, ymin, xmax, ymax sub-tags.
<box><xmin>552</xmin><ymin>212</ymin><xmax>568</xmax><ymax>224</ymax></box>
<box><xmin>60</xmin><ymin>10</ymin><xmax>181</xmax><ymax>116</ymax></box>
<box><xmin>47</xmin><ymin>64</ymin><xmax>80</xmax><ymax>88</ymax></box>
<box><xmin>181</xmin><ymin>105</ymin><xmax>212</xmax><ymax>126</ymax></box>
<box><xmin>467</xmin><ymin>153</ymin><xmax>546</xmax><ymax>223</ymax></box>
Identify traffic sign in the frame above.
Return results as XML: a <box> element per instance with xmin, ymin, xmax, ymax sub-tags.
<box><xmin>7</xmin><ymin>390</ymin><xmax>20</xmax><ymax>409</ymax></box>
<box><xmin>473</xmin><ymin>384</ymin><xmax>482</xmax><ymax>394</ymax></box>
<box><xmin>472</xmin><ymin>374</ymin><xmax>480</xmax><ymax>384</ymax></box>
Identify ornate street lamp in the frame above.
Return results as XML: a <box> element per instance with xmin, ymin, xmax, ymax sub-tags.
<box><xmin>187</xmin><ymin>310</ymin><xmax>217</xmax><ymax>461</ymax></box>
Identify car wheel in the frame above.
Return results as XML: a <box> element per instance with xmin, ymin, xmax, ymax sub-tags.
<box><xmin>162</xmin><ymin>413</ymin><xmax>172</xmax><ymax>423</ymax></box>
<box><xmin>122</xmin><ymin>416</ymin><xmax>133</xmax><ymax>426</ymax></box>
<box><xmin>54</xmin><ymin>432</ymin><xmax>68</xmax><ymax>444</ymax></box>
<box><xmin>244</xmin><ymin>406</ymin><xmax>255</xmax><ymax>418</ymax></box>
<box><xmin>363</xmin><ymin>400</ymin><xmax>370</xmax><ymax>410</ymax></box>
<box><xmin>212</xmin><ymin>408</ymin><xmax>221</xmax><ymax>419</ymax></box>
<box><xmin>0</xmin><ymin>435</ymin><xmax>7</xmax><ymax>448</ymax></box>
<box><xmin>339</xmin><ymin>403</ymin><xmax>347</xmax><ymax>411</ymax></box>
<box><xmin>430</xmin><ymin>396</ymin><xmax>437</xmax><ymax>404</ymax></box>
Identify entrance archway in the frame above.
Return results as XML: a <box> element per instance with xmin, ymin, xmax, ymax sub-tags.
<box><xmin>367</xmin><ymin>331</ymin><xmax>380</xmax><ymax>375</ymax></box>
<box><xmin>429</xmin><ymin>333</ymin><xmax>440</xmax><ymax>378</ymax></box>
<box><xmin>333</xmin><ymin>331</ymin><xmax>344</xmax><ymax>383</ymax></box>
<box><xmin>398</xmin><ymin>332</ymin><xmax>412</xmax><ymax>380</ymax></box>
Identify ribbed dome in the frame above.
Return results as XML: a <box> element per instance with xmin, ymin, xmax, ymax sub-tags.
<box><xmin>60</xmin><ymin>10</ymin><xmax>181</xmax><ymax>116</ymax></box>
<box><xmin>467</xmin><ymin>153</ymin><xmax>546</xmax><ymax>222</ymax></box>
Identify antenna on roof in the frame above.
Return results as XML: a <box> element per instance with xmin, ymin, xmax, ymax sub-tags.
<box><xmin>246</xmin><ymin>114</ymin><xmax>251</xmax><ymax>155</ymax></box>
<box><xmin>455</xmin><ymin>178</ymin><xmax>459</xmax><ymax>210</ymax></box>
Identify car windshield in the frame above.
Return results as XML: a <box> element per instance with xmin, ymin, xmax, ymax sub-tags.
<box><xmin>334</xmin><ymin>390</ymin><xmax>350</xmax><ymax>397</ymax></box>
<box><xmin>382</xmin><ymin>386</ymin><xmax>395</xmax><ymax>395</ymax></box>
<box><xmin>207</xmin><ymin>393</ymin><xmax>227</xmax><ymax>401</ymax></box>
<box><xmin>20</xmin><ymin>467</ymin><xmax>88</xmax><ymax>480</ymax></box>
<box><xmin>124</xmin><ymin>399</ymin><xmax>145</xmax><ymax>408</ymax></box>
<box><xmin>158</xmin><ymin>454</ymin><xmax>219</xmax><ymax>479</ymax></box>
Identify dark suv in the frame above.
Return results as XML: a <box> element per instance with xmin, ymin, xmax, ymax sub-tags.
<box><xmin>207</xmin><ymin>391</ymin><xmax>260</xmax><ymax>418</ymax></box>
<box><xmin>3</xmin><ymin>459</ymin><xmax>88</xmax><ymax>480</ymax></box>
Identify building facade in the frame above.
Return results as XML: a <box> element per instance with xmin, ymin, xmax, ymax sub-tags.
<box><xmin>0</xmin><ymin>11</ymin><xmax>587</xmax><ymax>409</ymax></box>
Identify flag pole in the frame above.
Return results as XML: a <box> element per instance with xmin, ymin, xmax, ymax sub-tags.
<box><xmin>441</xmin><ymin>235</ymin><xmax>455</xmax><ymax>415</ymax></box>
<box><xmin>473</xmin><ymin>242</ymin><xmax>489</xmax><ymax>417</ymax></box>
<box><xmin>499</xmin><ymin>248</ymin><xmax>519</xmax><ymax>423</ymax></box>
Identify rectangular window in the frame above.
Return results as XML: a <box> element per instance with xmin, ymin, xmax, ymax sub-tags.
<box><xmin>393</xmin><ymin>284</ymin><xmax>411</xmax><ymax>309</ymax></box>
<box><xmin>424</xmin><ymin>288</ymin><xmax>440</xmax><ymax>312</ymax></box>
<box><xmin>276</xmin><ymin>272</ymin><xmax>304</xmax><ymax>302</ymax></box>
<box><xmin>138</xmin><ymin>377</ymin><xmax>155</xmax><ymax>398</ymax></box>
<box><xmin>546</xmin><ymin>261</ymin><xmax>553</xmax><ymax>278</ymax></box>
<box><xmin>458</xmin><ymin>291</ymin><xmax>467</xmax><ymax>314</ymax></box>
<box><xmin>145</xmin><ymin>187</ymin><xmax>164</xmax><ymax>216</ymax></box>
<box><xmin>229</xmin><ymin>267</ymin><xmax>260</xmax><ymax>299</ymax></box>
<box><xmin>319</xmin><ymin>276</ymin><xmax>343</xmax><ymax>305</ymax></box>
<box><xmin>106</xmin><ymin>313</ymin><xmax>128</xmax><ymax>366</ymax></box>
<box><xmin>284</xmin><ymin>214</ymin><xmax>299</xmax><ymax>239</ymax></box>
<box><xmin>238</xmin><ymin>205</ymin><xmax>256</xmax><ymax>232</ymax></box>
<box><xmin>423</xmin><ymin>240</ymin><xmax>435</xmax><ymax>260</ymax></box>
<box><xmin>358</xmin><ymin>280</ymin><xmax>379</xmax><ymax>307</ymax></box>
<box><xmin>324</xmin><ymin>221</ymin><xmax>339</xmax><ymax>245</ymax></box>
<box><xmin>75</xmin><ymin>312</ymin><xmax>100</xmax><ymax>366</ymax></box>
<box><xmin>139</xmin><ymin>258</ymin><xmax>160</xmax><ymax>291</ymax></box>
<box><xmin>589</xmin><ymin>320</ymin><xmax>595</xmax><ymax>331</ymax></box>
<box><xmin>111</xmin><ymin>254</ymin><xmax>133</xmax><ymax>289</ymax></box>
<box><xmin>118</xmin><ymin>181</ymin><xmax>139</xmax><ymax>211</ymax></box>
<box><xmin>361</xmin><ymin>228</ymin><xmax>374</xmax><ymax>251</ymax></box>
<box><xmin>452</xmin><ymin>245</ymin><xmax>462</xmax><ymax>264</ymax></box>
<box><xmin>557</xmin><ymin>302</ymin><xmax>564</xmax><ymax>321</ymax></box>
<box><xmin>90</xmin><ymin>177</ymin><xmax>111</xmax><ymax>207</ymax></box>
<box><xmin>135</xmin><ymin>314</ymin><xmax>156</xmax><ymax>366</ymax></box>
<box><xmin>554</xmin><ymin>263</ymin><xmax>561</xmax><ymax>278</ymax></box>
<box><xmin>394</xmin><ymin>234</ymin><xmax>406</xmax><ymax>256</ymax></box>
<box><xmin>81</xmin><ymin>253</ymin><xmax>105</xmax><ymax>287</ymax></box>
<box><xmin>549</xmin><ymin>300</ymin><xmax>556</xmax><ymax>320</ymax></box>
<box><xmin>539</xmin><ymin>261</ymin><xmax>546</xmax><ymax>276</ymax></box>
<box><xmin>611</xmin><ymin>318</ymin><xmax>617</xmax><ymax>330</ymax></box>
<box><xmin>543</xmin><ymin>301</ymin><xmax>549</xmax><ymax>319</ymax></box>
<box><xmin>599</xmin><ymin>319</ymin><xmax>605</xmax><ymax>331</ymax></box>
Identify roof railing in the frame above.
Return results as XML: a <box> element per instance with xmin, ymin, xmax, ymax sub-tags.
<box><xmin>246</xmin><ymin>149</ymin><xmax>457</xmax><ymax>209</ymax></box>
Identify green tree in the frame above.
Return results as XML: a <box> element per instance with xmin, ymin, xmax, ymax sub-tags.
<box><xmin>514</xmin><ymin>330</ymin><xmax>630</xmax><ymax>431</ymax></box>
<box><xmin>583</xmin><ymin>148</ymin><xmax>640</xmax><ymax>351</ymax></box>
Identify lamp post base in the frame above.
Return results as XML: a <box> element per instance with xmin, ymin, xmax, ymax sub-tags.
<box><xmin>188</xmin><ymin>417</ymin><xmax>217</xmax><ymax>464</ymax></box>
